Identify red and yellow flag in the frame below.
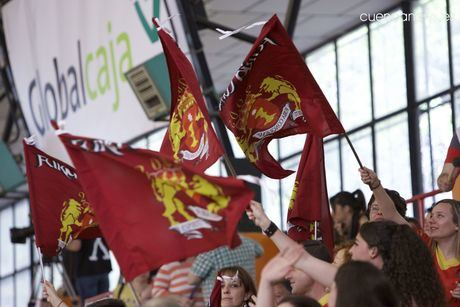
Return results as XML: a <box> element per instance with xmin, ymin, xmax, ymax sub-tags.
<box><xmin>287</xmin><ymin>136</ymin><xmax>334</xmax><ymax>253</ymax></box>
<box><xmin>155</xmin><ymin>19</ymin><xmax>223</xmax><ymax>172</ymax></box>
<box><xmin>23</xmin><ymin>140</ymin><xmax>100</xmax><ymax>257</ymax></box>
<box><xmin>58</xmin><ymin>132</ymin><xmax>253</xmax><ymax>281</ymax></box>
<box><xmin>219</xmin><ymin>15</ymin><xmax>343</xmax><ymax>179</ymax></box>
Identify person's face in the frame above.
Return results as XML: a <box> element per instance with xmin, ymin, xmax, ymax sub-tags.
<box><xmin>428</xmin><ymin>203</ymin><xmax>458</xmax><ymax>240</ymax></box>
<box><xmin>369</xmin><ymin>201</ymin><xmax>384</xmax><ymax>221</ymax></box>
<box><xmin>277</xmin><ymin>303</ymin><xmax>294</xmax><ymax>307</ymax></box>
<box><xmin>333</xmin><ymin>205</ymin><xmax>353</xmax><ymax>232</ymax></box>
<box><xmin>328</xmin><ymin>281</ymin><xmax>338</xmax><ymax>307</ymax></box>
<box><xmin>349</xmin><ymin>234</ymin><xmax>373</xmax><ymax>262</ymax></box>
<box><xmin>285</xmin><ymin>267</ymin><xmax>313</xmax><ymax>295</ymax></box>
<box><xmin>221</xmin><ymin>275</ymin><xmax>249</xmax><ymax>307</ymax></box>
<box><xmin>272</xmin><ymin>283</ymin><xmax>290</xmax><ymax>305</ymax></box>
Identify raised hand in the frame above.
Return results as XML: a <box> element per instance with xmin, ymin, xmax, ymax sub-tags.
<box><xmin>246</xmin><ymin>200</ymin><xmax>271</xmax><ymax>231</ymax></box>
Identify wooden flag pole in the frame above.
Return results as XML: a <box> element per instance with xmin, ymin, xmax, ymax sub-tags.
<box><xmin>222</xmin><ymin>152</ymin><xmax>237</xmax><ymax>177</ymax></box>
<box><xmin>36</xmin><ymin>246</ymin><xmax>45</xmax><ymax>283</ymax></box>
<box><xmin>343</xmin><ymin>132</ymin><xmax>364</xmax><ymax>169</ymax></box>
<box><xmin>128</xmin><ymin>281</ymin><xmax>142</xmax><ymax>307</ymax></box>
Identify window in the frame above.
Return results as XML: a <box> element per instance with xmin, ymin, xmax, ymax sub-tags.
<box><xmin>324</xmin><ymin>140</ymin><xmax>341</xmax><ymax>197</ymax></box>
<box><xmin>14</xmin><ymin>200</ymin><xmax>30</xmax><ymax>270</ymax></box>
<box><xmin>375</xmin><ymin>113</ymin><xmax>411</xmax><ymax>198</ymax></box>
<box><xmin>419</xmin><ymin>95</ymin><xmax>453</xmax><ymax>201</ymax></box>
<box><xmin>341</xmin><ymin>128</ymin><xmax>373</xmax><ymax>201</ymax></box>
<box><xmin>306</xmin><ymin>43</ymin><xmax>338</xmax><ymax>115</ymax></box>
<box><xmin>338</xmin><ymin>27</ymin><xmax>372</xmax><ymax>130</ymax></box>
<box><xmin>414</xmin><ymin>0</ymin><xmax>450</xmax><ymax>99</ymax></box>
<box><xmin>451</xmin><ymin>0</ymin><xmax>460</xmax><ymax>85</ymax></box>
<box><xmin>0</xmin><ymin>208</ymin><xmax>14</xmax><ymax>276</ymax></box>
<box><xmin>371</xmin><ymin>11</ymin><xmax>407</xmax><ymax>117</ymax></box>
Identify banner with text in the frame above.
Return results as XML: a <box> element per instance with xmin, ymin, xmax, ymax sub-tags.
<box><xmin>2</xmin><ymin>0</ymin><xmax>188</xmax><ymax>163</ymax></box>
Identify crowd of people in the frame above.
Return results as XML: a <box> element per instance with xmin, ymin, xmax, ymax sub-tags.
<box><xmin>41</xmin><ymin>156</ymin><xmax>460</xmax><ymax>307</ymax></box>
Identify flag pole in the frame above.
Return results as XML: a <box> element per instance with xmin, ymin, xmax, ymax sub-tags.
<box><xmin>314</xmin><ymin>221</ymin><xmax>318</xmax><ymax>240</ymax></box>
<box><xmin>36</xmin><ymin>246</ymin><xmax>45</xmax><ymax>283</ymax></box>
<box><xmin>128</xmin><ymin>281</ymin><xmax>142</xmax><ymax>307</ymax></box>
<box><xmin>222</xmin><ymin>153</ymin><xmax>237</xmax><ymax>177</ymax></box>
<box><xmin>343</xmin><ymin>132</ymin><xmax>363</xmax><ymax>169</ymax></box>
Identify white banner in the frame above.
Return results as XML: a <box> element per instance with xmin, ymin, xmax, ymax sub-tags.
<box><xmin>2</xmin><ymin>0</ymin><xmax>188</xmax><ymax>163</ymax></box>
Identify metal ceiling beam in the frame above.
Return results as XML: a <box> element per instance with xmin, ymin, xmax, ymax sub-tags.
<box><xmin>284</xmin><ymin>0</ymin><xmax>301</xmax><ymax>38</ymax></box>
<box><xmin>195</xmin><ymin>16</ymin><xmax>257</xmax><ymax>44</ymax></box>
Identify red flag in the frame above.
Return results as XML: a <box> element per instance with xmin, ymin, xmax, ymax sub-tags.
<box><xmin>23</xmin><ymin>139</ymin><xmax>100</xmax><ymax>257</ymax></box>
<box><xmin>57</xmin><ymin>132</ymin><xmax>253</xmax><ymax>281</ymax></box>
<box><xmin>154</xmin><ymin>19</ymin><xmax>224</xmax><ymax>172</ymax></box>
<box><xmin>219</xmin><ymin>15</ymin><xmax>343</xmax><ymax>179</ymax></box>
<box><xmin>286</xmin><ymin>136</ymin><xmax>334</xmax><ymax>253</ymax></box>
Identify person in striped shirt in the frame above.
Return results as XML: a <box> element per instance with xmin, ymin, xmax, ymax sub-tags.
<box><xmin>152</xmin><ymin>257</ymin><xmax>205</xmax><ymax>306</ymax></box>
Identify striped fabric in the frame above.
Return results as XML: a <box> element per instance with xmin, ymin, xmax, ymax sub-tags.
<box><xmin>152</xmin><ymin>258</ymin><xmax>205</xmax><ymax>306</ymax></box>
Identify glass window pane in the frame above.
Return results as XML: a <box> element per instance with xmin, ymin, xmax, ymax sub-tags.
<box><xmin>146</xmin><ymin>127</ymin><xmax>167</xmax><ymax>151</ymax></box>
<box><xmin>279</xmin><ymin>134</ymin><xmax>306</xmax><ymax>159</ymax></box>
<box><xmin>341</xmin><ymin>128</ymin><xmax>373</xmax><ymax>201</ymax></box>
<box><xmin>14</xmin><ymin>200</ymin><xmax>31</xmax><ymax>270</ymax></box>
<box><xmin>226</xmin><ymin>127</ymin><xmax>246</xmax><ymax>159</ymax></box>
<box><xmin>419</xmin><ymin>97</ymin><xmax>454</xmax><ymax>198</ymax></box>
<box><xmin>324</xmin><ymin>140</ymin><xmax>341</xmax><ymax>197</ymax></box>
<box><xmin>414</xmin><ymin>0</ymin><xmax>450</xmax><ymax>99</ymax></box>
<box><xmin>338</xmin><ymin>27</ymin><xmax>372</xmax><ymax>130</ymax></box>
<box><xmin>371</xmin><ymin>11</ymin><xmax>407</xmax><ymax>117</ymax></box>
<box><xmin>261</xmin><ymin>176</ymin><xmax>282</xmax><ymax>229</ymax></box>
<box><xmin>451</xmin><ymin>0</ymin><xmax>460</xmax><ymax>85</ymax></box>
<box><xmin>1</xmin><ymin>208</ymin><xmax>14</xmax><ymax>276</ymax></box>
<box><xmin>456</xmin><ymin>90</ymin><xmax>460</xmax><ymax>125</ymax></box>
<box><xmin>280</xmin><ymin>155</ymin><xmax>302</xmax><ymax>230</ymax></box>
<box><xmin>306</xmin><ymin>43</ymin><xmax>338</xmax><ymax>115</ymax></box>
<box><xmin>375</xmin><ymin>113</ymin><xmax>412</xmax><ymax>198</ymax></box>
<box><xmin>15</xmin><ymin>271</ymin><xmax>30</xmax><ymax>307</ymax></box>
<box><xmin>0</xmin><ymin>277</ymin><xmax>14</xmax><ymax>306</ymax></box>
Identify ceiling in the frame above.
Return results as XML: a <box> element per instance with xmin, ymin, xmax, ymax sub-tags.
<box><xmin>199</xmin><ymin>0</ymin><xmax>402</xmax><ymax>93</ymax></box>
<box><xmin>0</xmin><ymin>0</ymin><xmax>403</xmax><ymax>208</ymax></box>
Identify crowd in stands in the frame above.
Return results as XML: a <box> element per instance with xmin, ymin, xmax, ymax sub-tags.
<box><xmin>41</xmin><ymin>158</ymin><xmax>460</xmax><ymax>306</ymax></box>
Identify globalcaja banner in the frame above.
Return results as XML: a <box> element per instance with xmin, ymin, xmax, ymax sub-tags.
<box><xmin>1</xmin><ymin>0</ymin><xmax>188</xmax><ymax>163</ymax></box>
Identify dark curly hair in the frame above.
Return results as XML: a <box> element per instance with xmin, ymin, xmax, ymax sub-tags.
<box><xmin>360</xmin><ymin>221</ymin><xmax>445</xmax><ymax>307</ymax></box>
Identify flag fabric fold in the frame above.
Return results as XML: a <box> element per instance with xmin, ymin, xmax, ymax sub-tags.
<box><xmin>219</xmin><ymin>15</ymin><xmax>344</xmax><ymax>179</ymax></box>
<box><xmin>57</xmin><ymin>132</ymin><xmax>253</xmax><ymax>281</ymax></box>
<box><xmin>287</xmin><ymin>135</ymin><xmax>334</xmax><ymax>253</ymax></box>
<box><xmin>154</xmin><ymin>19</ymin><xmax>224</xmax><ymax>172</ymax></box>
<box><xmin>23</xmin><ymin>140</ymin><xmax>100</xmax><ymax>257</ymax></box>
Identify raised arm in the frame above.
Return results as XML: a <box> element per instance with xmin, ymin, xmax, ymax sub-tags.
<box><xmin>247</xmin><ymin>200</ymin><xmax>296</xmax><ymax>251</ymax></box>
<box><xmin>247</xmin><ymin>201</ymin><xmax>337</xmax><ymax>287</ymax></box>
<box><xmin>359</xmin><ymin>167</ymin><xmax>408</xmax><ymax>225</ymax></box>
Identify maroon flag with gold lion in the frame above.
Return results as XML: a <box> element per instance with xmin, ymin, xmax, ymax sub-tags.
<box><xmin>154</xmin><ymin>19</ymin><xmax>224</xmax><ymax>172</ymax></box>
<box><xmin>57</xmin><ymin>132</ymin><xmax>253</xmax><ymax>281</ymax></box>
<box><xmin>219</xmin><ymin>15</ymin><xmax>344</xmax><ymax>179</ymax></box>
<box><xmin>287</xmin><ymin>136</ymin><xmax>334</xmax><ymax>253</ymax></box>
<box><xmin>23</xmin><ymin>139</ymin><xmax>100</xmax><ymax>257</ymax></box>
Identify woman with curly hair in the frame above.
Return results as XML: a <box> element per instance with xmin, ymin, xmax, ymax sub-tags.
<box><xmin>360</xmin><ymin>167</ymin><xmax>460</xmax><ymax>304</ymax></box>
<box><xmin>355</xmin><ymin>221</ymin><xmax>445</xmax><ymax>306</ymax></box>
<box><xmin>248</xmin><ymin>202</ymin><xmax>445</xmax><ymax>307</ymax></box>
